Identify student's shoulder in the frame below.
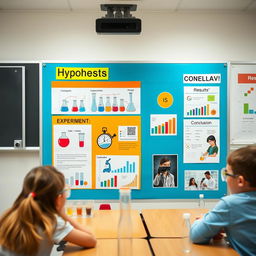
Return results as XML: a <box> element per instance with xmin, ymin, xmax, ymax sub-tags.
<box><xmin>221</xmin><ymin>192</ymin><xmax>255</xmax><ymax>206</ymax></box>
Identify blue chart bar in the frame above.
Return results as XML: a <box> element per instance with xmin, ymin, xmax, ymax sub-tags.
<box><xmin>70</xmin><ymin>176</ymin><xmax>74</xmax><ymax>186</ymax></box>
<box><xmin>111</xmin><ymin>161</ymin><xmax>136</xmax><ymax>173</ymax></box>
<box><xmin>80</xmin><ymin>172</ymin><xmax>84</xmax><ymax>186</ymax></box>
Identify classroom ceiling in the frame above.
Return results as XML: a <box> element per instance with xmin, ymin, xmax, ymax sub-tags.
<box><xmin>0</xmin><ymin>0</ymin><xmax>255</xmax><ymax>12</ymax></box>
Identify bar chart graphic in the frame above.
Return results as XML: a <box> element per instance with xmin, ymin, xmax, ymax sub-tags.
<box><xmin>111</xmin><ymin>160</ymin><xmax>136</xmax><ymax>173</ymax></box>
<box><xmin>65</xmin><ymin>172</ymin><xmax>88</xmax><ymax>188</ymax></box>
<box><xmin>186</xmin><ymin>104</ymin><xmax>217</xmax><ymax>116</ymax></box>
<box><xmin>96</xmin><ymin>155</ymin><xmax>140</xmax><ymax>189</ymax></box>
<box><xmin>243</xmin><ymin>87</ymin><xmax>256</xmax><ymax>114</ymax></box>
<box><xmin>243</xmin><ymin>103</ymin><xmax>256</xmax><ymax>114</ymax></box>
<box><xmin>150</xmin><ymin>114</ymin><xmax>177</xmax><ymax>136</ymax></box>
<box><xmin>184</xmin><ymin>86</ymin><xmax>219</xmax><ymax>117</ymax></box>
<box><xmin>100</xmin><ymin>175</ymin><xmax>118</xmax><ymax>188</ymax></box>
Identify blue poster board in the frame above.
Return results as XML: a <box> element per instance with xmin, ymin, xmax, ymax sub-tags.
<box><xmin>42</xmin><ymin>62</ymin><xmax>227</xmax><ymax>199</ymax></box>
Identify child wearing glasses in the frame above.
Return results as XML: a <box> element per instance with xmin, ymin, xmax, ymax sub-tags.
<box><xmin>0</xmin><ymin>166</ymin><xmax>96</xmax><ymax>256</ymax></box>
<box><xmin>190</xmin><ymin>146</ymin><xmax>256</xmax><ymax>256</ymax></box>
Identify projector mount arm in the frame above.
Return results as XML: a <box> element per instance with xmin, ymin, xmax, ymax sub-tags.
<box><xmin>100</xmin><ymin>4</ymin><xmax>137</xmax><ymax>19</ymax></box>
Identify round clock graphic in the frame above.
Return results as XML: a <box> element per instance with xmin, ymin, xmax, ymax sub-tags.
<box><xmin>97</xmin><ymin>127</ymin><xmax>116</xmax><ymax>149</ymax></box>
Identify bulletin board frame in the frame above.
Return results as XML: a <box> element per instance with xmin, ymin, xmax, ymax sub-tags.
<box><xmin>41</xmin><ymin>61</ymin><xmax>228</xmax><ymax>200</ymax></box>
<box><xmin>229</xmin><ymin>62</ymin><xmax>256</xmax><ymax>146</ymax></box>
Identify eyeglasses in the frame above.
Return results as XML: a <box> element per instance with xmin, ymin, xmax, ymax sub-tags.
<box><xmin>59</xmin><ymin>185</ymin><xmax>71</xmax><ymax>198</ymax></box>
<box><xmin>221</xmin><ymin>168</ymin><xmax>238</xmax><ymax>182</ymax></box>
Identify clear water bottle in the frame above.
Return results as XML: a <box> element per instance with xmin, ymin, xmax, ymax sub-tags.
<box><xmin>198</xmin><ymin>194</ymin><xmax>205</xmax><ymax>209</ymax></box>
<box><xmin>118</xmin><ymin>188</ymin><xmax>133</xmax><ymax>256</ymax></box>
<box><xmin>182</xmin><ymin>213</ymin><xmax>191</xmax><ymax>254</ymax></box>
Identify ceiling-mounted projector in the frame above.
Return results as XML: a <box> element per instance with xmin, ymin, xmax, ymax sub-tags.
<box><xmin>96</xmin><ymin>4</ymin><xmax>141</xmax><ymax>34</ymax></box>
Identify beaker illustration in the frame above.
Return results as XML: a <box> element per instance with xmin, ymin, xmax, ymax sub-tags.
<box><xmin>105</xmin><ymin>96</ymin><xmax>111</xmax><ymax>112</ymax></box>
<box><xmin>58</xmin><ymin>132</ymin><xmax>70</xmax><ymax>147</ymax></box>
<box><xmin>72</xmin><ymin>100</ymin><xmax>78</xmax><ymax>112</ymax></box>
<box><xmin>79</xmin><ymin>100</ymin><xmax>86</xmax><ymax>112</ymax></box>
<box><xmin>120</xmin><ymin>98</ymin><xmax>125</xmax><ymax>112</ymax></box>
<box><xmin>98</xmin><ymin>97</ymin><xmax>105</xmax><ymax>112</ymax></box>
<box><xmin>112</xmin><ymin>96</ymin><xmax>118</xmax><ymax>112</ymax></box>
<box><xmin>91</xmin><ymin>93</ymin><xmax>97</xmax><ymax>112</ymax></box>
<box><xmin>127</xmin><ymin>92</ymin><xmax>136</xmax><ymax>112</ymax></box>
<box><xmin>79</xmin><ymin>133</ymin><xmax>85</xmax><ymax>147</ymax></box>
<box><xmin>61</xmin><ymin>99</ymin><xmax>69</xmax><ymax>112</ymax></box>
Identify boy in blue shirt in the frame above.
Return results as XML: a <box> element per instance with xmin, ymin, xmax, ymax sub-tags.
<box><xmin>190</xmin><ymin>146</ymin><xmax>256</xmax><ymax>256</ymax></box>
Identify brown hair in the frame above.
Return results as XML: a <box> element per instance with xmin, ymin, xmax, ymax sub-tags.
<box><xmin>160</xmin><ymin>157</ymin><xmax>171</xmax><ymax>166</ymax></box>
<box><xmin>0</xmin><ymin>166</ymin><xmax>65</xmax><ymax>256</ymax></box>
<box><xmin>227</xmin><ymin>146</ymin><xmax>256</xmax><ymax>187</ymax></box>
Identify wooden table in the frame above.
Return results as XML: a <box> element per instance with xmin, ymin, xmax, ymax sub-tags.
<box><xmin>63</xmin><ymin>239</ymin><xmax>152</xmax><ymax>256</ymax></box>
<box><xmin>150</xmin><ymin>238</ymin><xmax>239</xmax><ymax>256</ymax></box>
<box><xmin>142</xmin><ymin>209</ymin><xmax>209</xmax><ymax>237</ymax></box>
<box><xmin>74</xmin><ymin>210</ymin><xmax>147</xmax><ymax>238</ymax></box>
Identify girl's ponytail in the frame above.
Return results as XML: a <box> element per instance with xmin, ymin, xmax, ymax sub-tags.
<box><xmin>0</xmin><ymin>166</ymin><xmax>64</xmax><ymax>256</ymax></box>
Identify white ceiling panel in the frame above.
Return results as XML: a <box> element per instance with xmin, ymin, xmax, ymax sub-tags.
<box><xmin>0</xmin><ymin>0</ymin><xmax>70</xmax><ymax>10</ymax></box>
<box><xmin>0</xmin><ymin>0</ymin><xmax>255</xmax><ymax>12</ymax></box>
<box><xmin>179</xmin><ymin>0</ymin><xmax>253</xmax><ymax>10</ymax></box>
<box><xmin>69</xmin><ymin>0</ymin><xmax>181</xmax><ymax>11</ymax></box>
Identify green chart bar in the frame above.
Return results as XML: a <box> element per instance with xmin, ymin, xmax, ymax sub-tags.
<box><xmin>244</xmin><ymin>103</ymin><xmax>249</xmax><ymax>114</ymax></box>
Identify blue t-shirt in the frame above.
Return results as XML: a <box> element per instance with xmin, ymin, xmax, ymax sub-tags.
<box><xmin>190</xmin><ymin>191</ymin><xmax>256</xmax><ymax>256</ymax></box>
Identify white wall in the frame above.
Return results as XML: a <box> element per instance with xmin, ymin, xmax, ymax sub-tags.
<box><xmin>0</xmin><ymin>10</ymin><xmax>255</xmax><ymax>213</ymax></box>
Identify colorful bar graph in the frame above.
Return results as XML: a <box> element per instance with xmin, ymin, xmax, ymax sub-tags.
<box><xmin>100</xmin><ymin>175</ymin><xmax>118</xmax><ymax>188</ymax></box>
<box><xmin>187</xmin><ymin>104</ymin><xmax>212</xmax><ymax>116</ymax></box>
<box><xmin>243</xmin><ymin>103</ymin><xmax>256</xmax><ymax>114</ymax></box>
<box><xmin>111</xmin><ymin>161</ymin><xmax>136</xmax><ymax>173</ymax></box>
<box><xmin>151</xmin><ymin>118</ymin><xmax>177</xmax><ymax>135</ymax></box>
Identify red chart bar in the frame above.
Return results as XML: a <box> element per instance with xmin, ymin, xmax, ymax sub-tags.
<box><xmin>165</xmin><ymin>122</ymin><xmax>168</xmax><ymax>134</ymax></box>
<box><xmin>114</xmin><ymin>175</ymin><xmax>117</xmax><ymax>187</ymax></box>
<box><xmin>201</xmin><ymin>106</ymin><xmax>204</xmax><ymax>115</ymax></box>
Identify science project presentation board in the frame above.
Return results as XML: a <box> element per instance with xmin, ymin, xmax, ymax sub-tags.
<box><xmin>42</xmin><ymin>63</ymin><xmax>227</xmax><ymax>199</ymax></box>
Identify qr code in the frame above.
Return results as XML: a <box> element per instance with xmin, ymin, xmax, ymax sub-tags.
<box><xmin>127</xmin><ymin>127</ymin><xmax>136</xmax><ymax>136</ymax></box>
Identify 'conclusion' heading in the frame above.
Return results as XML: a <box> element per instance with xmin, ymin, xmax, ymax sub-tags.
<box><xmin>56</xmin><ymin>67</ymin><xmax>109</xmax><ymax>80</ymax></box>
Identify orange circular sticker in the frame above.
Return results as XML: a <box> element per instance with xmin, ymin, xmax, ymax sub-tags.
<box><xmin>157</xmin><ymin>92</ymin><xmax>173</xmax><ymax>108</ymax></box>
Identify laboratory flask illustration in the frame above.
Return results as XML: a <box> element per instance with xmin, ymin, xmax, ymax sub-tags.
<box><xmin>79</xmin><ymin>100</ymin><xmax>86</xmax><ymax>112</ymax></box>
<box><xmin>98</xmin><ymin>97</ymin><xmax>105</xmax><ymax>112</ymax></box>
<box><xmin>127</xmin><ymin>92</ymin><xmax>136</xmax><ymax>112</ymax></box>
<box><xmin>112</xmin><ymin>96</ymin><xmax>118</xmax><ymax>112</ymax></box>
<box><xmin>91</xmin><ymin>93</ymin><xmax>97</xmax><ymax>112</ymax></box>
<box><xmin>61</xmin><ymin>99</ymin><xmax>69</xmax><ymax>112</ymax></box>
<box><xmin>119</xmin><ymin>98</ymin><xmax>125</xmax><ymax>112</ymax></box>
<box><xmin>79</xmin><ymin>133</ymin><xmax>85</xmax><ymax>147</ymax></box>
<box><xmin>72</xmin><ymin>100</ymin><xmax>78</xmax><ymax>112</ymax></box>
<box><xmin>58</xmin><ymin>132</ymin><xmax>70</xmax><ymax>147</ymax></box>
<box><xmin>105</xmin><ymin>96</ymin><xmax>111</xmax><ymax>112</ymax></box>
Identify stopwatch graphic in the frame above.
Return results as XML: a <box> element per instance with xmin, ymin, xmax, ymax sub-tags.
<box><xmin>97</xmin><ymin>127</ymin><xmax>116</xmax><ymax>149</ymax></box>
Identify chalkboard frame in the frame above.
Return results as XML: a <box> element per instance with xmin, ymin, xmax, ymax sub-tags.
<box><xmin>0</xmin><ymin>62</ymin><xmax>40</xmax><ymax>150</ymax></box>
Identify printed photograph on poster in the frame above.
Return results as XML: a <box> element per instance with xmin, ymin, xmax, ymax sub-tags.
<box><xmin>184</xmin><ymin>119</ymin><xmax>220</xmax><ymax>163</ymax></box>
<box><xmin>184</xmin><ymin>170</ymin><xmax>218</xmax><ymax>190</ymax></box>
<box><xmin>96</xmin><ymin>155</ymin><xmax>140</xmax><ymax>189</ymax></box>
<box><xmin>184</xmin><ymin>86</ymin><xmax>219</xmax><ymax>117</ymax></box>
<box><xmin>230</xmin><ymin>68</ymin><xmax>256</xmax><ymax>144</ymax></box>
<box><xmin>53</xmin><ymin>124</ymin><xmax>92</xmax><ymax>189</ymax></box>
<box><xmin>150</xmin><ymin>114</ymin><xmax>177</xmax><ymax>136</ymax></box>
<box><xmin>52</xmin><ymin>86</ymin><xmax>140</xmax><ymax>115</ymax></box>
<box><xmin>152</xmin><ymin>155</ymin><xmax>178</xmax><ymax>188</ymax></box>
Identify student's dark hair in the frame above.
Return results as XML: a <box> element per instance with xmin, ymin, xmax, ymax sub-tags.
<box><xmin>204</xmin><ymin>171</ymin><xmax>211</xmax><ymax>175</ymax></box>
<box><xmin>159</xmin><ymin>157</ymin><xmax>171</xmax><ymax>166</ymax></box>
<box><xmin>189</xmin><ymin>177</ymin><xmax>198</xmax><ymax>188</ymax></box>
<box><xmin>0</xmin><ymin>165</ymin><xmax>65</xmax><ymax>256</ymax></box>
<box><xmin>227</xmin><ymin>146</ymin><xmax>256</xmax><ymax>187</ymax></box>
<box><xmin>207</xmin><ymin>135</ymin><xmax>216</xmax><ymax>144</ymax></box>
